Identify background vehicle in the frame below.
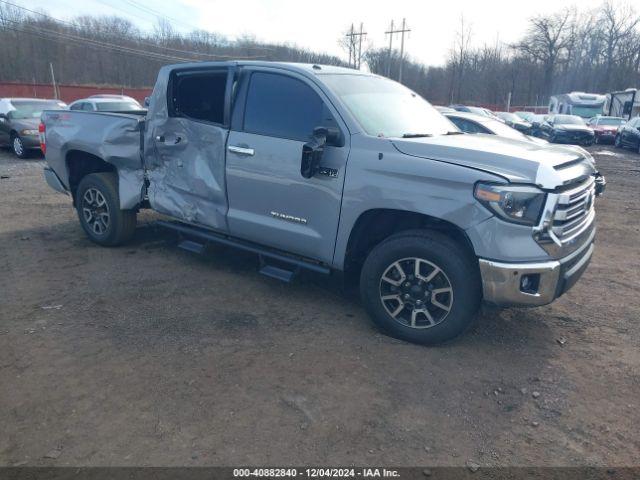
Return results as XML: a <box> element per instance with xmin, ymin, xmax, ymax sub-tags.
<box><xmin>68</xmin><ymin>95</ymin><xmax>143</xmax><ymax>112</ymax></box>
<box><xmin>41</xmin><ymin>61</ymin><xmax>602</xmax><ymax>345</ymax></box>
<box><xmin>605</xmin><ymin>88</ymin><xmax>639</xmax><ymax>120</ymax></box>
<box><xmin>614</xmin><ymin>116</ymin><xmax>640</xmax><ymax>153</ymax></box>
<box><xmin>539</xmin><ymin>114</ymin><xmax>595</xmax><ymax>145</ymax></box>
<box><xmin>444</xmin><ymin>111</ymin><xmax>546</xmax><ymax>145</ymax></box>
<box><xmin>587</xmin><ymin>116</ymin><xmax>626</xmax><ymax>144</ymax></box>
<box><xmin>529</xmin><ymin>114</ymin><xmax>550</xmax><ymax>137</ymax></box>
<box><xmin>514</xmin><ymin>111</ymin><xmax>535</xmax><ymax>122</ymax></box>
<box><xmin>549</xmin><ymin>92</ymin><xmax>606</xmax><ymax>119</ymax></box>
<box><xmin>433</xmin><ymin>106</ymin><xmax>456</xmax><ymax>114</ymax></box>
<box><xmin>449</xmin><ymin>105</ymin><xmax>501</xmax><ymax>120</ymax></box>
<box><xmin>495</xmin><ymin>111</ymin><xmax>532</xmax><ymax>133</ymax></box>
<box><xmin>0</xmin><ymin>98</ymin><xmax>67</xmax><ymax>158</ymax></box>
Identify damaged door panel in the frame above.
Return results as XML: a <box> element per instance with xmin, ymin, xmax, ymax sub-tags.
<box><xmin>144</xmin><ymin>67</ymin><xmax>233</xmax><ymax>230</ymax></box>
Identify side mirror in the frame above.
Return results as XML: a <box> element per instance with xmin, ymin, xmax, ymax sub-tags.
<box><xmin>301</xmin><ymin>127</ymin><xmax>327</xmax><ymax>179</ymax></box>
<box><xmin>144</xmin><ymin>96</ymin><xmax>150</xmax><ymax>108</ymax></box>
<box><xmin>0</xmin><ymin>113</ymin><xmax>6</xmax><ymax>121</ymax></box>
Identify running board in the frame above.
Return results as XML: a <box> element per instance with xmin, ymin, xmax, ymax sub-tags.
<box><xmin>156</xmin><ymin>220</ymin><xmax>330</xmax><ymax>279</ymax></box>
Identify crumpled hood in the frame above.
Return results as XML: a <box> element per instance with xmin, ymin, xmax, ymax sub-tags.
<box><xmin>10</xmin><ymin>118</ymin><xmax>40</xmax><ymax>131</ymax></box>
<box><xmin>391</xmin><ymin>133</ymin><xmax>596</xmax><ymax>189</ymax></box>
<box><xmin>555</xmin><ymin>124</ymin><xmax>593</xmax><ymax>133</ymax></box>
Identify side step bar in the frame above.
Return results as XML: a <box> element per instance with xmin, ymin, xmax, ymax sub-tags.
<box><xmin>156</xmin><ymin>220</ymin><xmax>331</xmax><ymax>280</ymax></box>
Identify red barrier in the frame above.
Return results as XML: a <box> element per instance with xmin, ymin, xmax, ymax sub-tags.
<box><xmin>0</xmin><ymin>82</ymin><xmax>152</xmax><ymax>103</ymax></box>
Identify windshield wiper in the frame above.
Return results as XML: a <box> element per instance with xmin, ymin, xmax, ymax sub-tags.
<box><xmin>445</xmin><ymin>131</ymin><xmax>464</xmax><ymax>135</ymax></box>
<box><xmin>401</xmin><ymin>133</ymin><xmax>433</xmax><ymax>138</ymax></box>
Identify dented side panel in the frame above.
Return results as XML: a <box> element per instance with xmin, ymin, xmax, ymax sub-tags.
<box><xmin>42</xmin><ymin>110</ymin><xmax>145</xmax><ymax>209</ymax></box>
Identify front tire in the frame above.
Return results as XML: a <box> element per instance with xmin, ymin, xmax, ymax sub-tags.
<box><xmin>11</xmin><ymin>135</ymin><xmax>28</xmax><ymax>159</ymax></box>
<box><xmin>359</xmin><ymin>230</ymin><xmax>481</xmax><ymax>345</ymax></box>
<box><xmin>76</xmin><ymin>172</ymin><xmax>136</xmax><ymax>246</ymax></box>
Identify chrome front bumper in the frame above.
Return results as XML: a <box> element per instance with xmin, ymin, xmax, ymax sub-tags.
<box><xmin>479</xmin><ymin>228</ymin><xmax>595</xmax><ymax>307</ymax></box>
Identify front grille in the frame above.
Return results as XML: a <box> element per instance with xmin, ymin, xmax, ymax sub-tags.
<box><xmin>551</xmin><ymin>176</ymin><xmax>596</xmax><ymax>242</ymax></box>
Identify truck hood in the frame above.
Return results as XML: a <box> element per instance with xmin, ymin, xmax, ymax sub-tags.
<box><xmin>391</xmin><ymin>133</ymin><xmax>596</xmax><ymax>189</ymax></box>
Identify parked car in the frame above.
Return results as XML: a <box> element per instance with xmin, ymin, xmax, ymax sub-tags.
<box><xmin>450</xmin><ymin>105</ymin><xmax>501</xmax><ymax>120</ymax></box>
<box><xmin>444</xmin><ymin>111</ymin><xmax>546</xmax><ymax>145</ymax></box>
<box><xmin>41</xmin><ymin>61</ymin><xmax>603</xmax><ymax>345</ymax></box>
<box><xmin>514</xmin><ymin>111</ymin><xmax>535</xmax><ymax>122</ymax></box>
<box><xmin>0</xmin><ymin>98</ymin><xmax>67</xmax><ymax>158</ymax></box>
<box><xmin>586</xmin><ymin>116</ymin><xmax>626</xmax><ymax>144</ymax></box>
<box><xmin>614</xmin><ymin>116</ymin><xmax>640</xmax><ymax>153</ymax></box>
<box><xmin>68</xmin><ymin>95</ymin><xmax>143</xmax><ymax>112</ymax></box>
<box><xmin>434</xmin><ymin>106</ymin><xmax>456</xmax><ymax>114</ymax></box>
<box><xmin>495</xmin><ymin>111</ymin><xmax>532</xmax><ymax>133</ymax></box>
<box><xmin>529</xmin><ymin>114</ymin><xmax>550</xmax><ymax>137</ymax></box>
<box><xmin>538</xmin><ymin>114</ymin><xmax>595</xmax><ymax>146</ymax></box>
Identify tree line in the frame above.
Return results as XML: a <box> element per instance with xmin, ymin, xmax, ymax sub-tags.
<box><xmin>1</xmin><ymin>1</ymin><xmax>639</xmax><ymax>108</ymax></box>
<box><xmin>0</xmin><ymin>3</ymin><xmax>345</xmax><ymax>88</ymax></box>
<box><xmin>365</xmin><ymin>2</ymin><xmax>640</xmax><ymax>107</ymax></box>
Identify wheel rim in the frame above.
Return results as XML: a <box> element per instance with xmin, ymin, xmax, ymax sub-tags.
<box><xmin>81</xmin><ymin>188</ymin><xmax>110</xmax><ymax>235</ymax></box>
<box><xmin>379</xmin><ymin>257</ymin><xmax>454</xmax><ymax>329</ymax></box>
<box><xmin>13</xmin><ymin>137</ymin><xmax>23</xmax><ymax>156</ymax></box>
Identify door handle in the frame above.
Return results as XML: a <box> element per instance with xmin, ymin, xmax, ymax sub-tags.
<box><xmin>228</xmin><ymin>145</ymin><xmax>255</xmax><ymax>156</ymax></box>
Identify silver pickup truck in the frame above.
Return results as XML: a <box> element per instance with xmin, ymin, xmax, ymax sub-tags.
<box><xmin>41</xmin><ymin>61</ymin><xmax>604</xmax><ymax>345</ymax></box>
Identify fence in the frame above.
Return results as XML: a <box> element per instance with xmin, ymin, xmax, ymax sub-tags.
<box><xmin>0</xmin><ymin>82</ymin><xmax>152</xmax><ymax>104</ymax></box>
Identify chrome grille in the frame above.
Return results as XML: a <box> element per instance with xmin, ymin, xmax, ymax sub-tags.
<box><xmin>551</xmin><ymin>177</ymin><xmax>596</xmax><ymax>242</ymax></box>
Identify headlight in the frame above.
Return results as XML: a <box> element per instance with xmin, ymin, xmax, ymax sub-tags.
<box><xmin>474</xmin><ymin>183</ymin><xmax>546</xmax><ymax>226</ymax></box>
<box><xmin>21</xmin><ymin>129</ymin><xmax>38</xmax><ymax>136</ymax></box>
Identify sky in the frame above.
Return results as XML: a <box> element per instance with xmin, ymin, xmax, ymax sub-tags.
<box><xmin>24</xmin><ymin>0</ymin><xmax>629</xmax><ymax>66</ymax></box>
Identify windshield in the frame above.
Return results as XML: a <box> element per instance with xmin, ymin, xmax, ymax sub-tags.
<box><xmin>95</xmin><ymin>102</ymin><xmax>141</xmax><ymax>112</ymax></box>
<box><xmin>321</xmin><ymin>74</ymin><xmax>456</xmax><ymax>138</ymax></box>
<box><xmin>8</xmin><ymin>101</ymin><xmax>66</xmax><ymax>119</ymax></box>
<box><xmin>597</xmin><ymin>117</ymin><xmax>625</xmax><ymax>126</ymax></box>
<box><xmin>571</xmin><ymin>106</ymin><xmax>603</xmax><ymax>118</ymax></box>
<box><xmin>554</xmin><ymin>115</ymin><xmax>585</xmax><ymax>125</ymax></box>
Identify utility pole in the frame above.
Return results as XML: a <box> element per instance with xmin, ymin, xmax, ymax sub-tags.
<box><xmin>385</xmin><ymin>19</ymin><xmax>411</xmax><ymax>81</ymax></box>
<box><xmin>345</xmin><ymin>23</ymin><xmax>367</xmax><ymax>69</ymax></box>
<box><xmin>49</xmin><ymin>62</ymin><xmax>58</xmax><ymax>100</ymax></box>
<box><xmin>398</xmin><ymin>18</ymin><xmax>410</xmax><ymax>83</ymax></box>
<box><xmin>385</xmin><ymin>19</ymin><xmax>394</xmax><ymax>77</ymax></box>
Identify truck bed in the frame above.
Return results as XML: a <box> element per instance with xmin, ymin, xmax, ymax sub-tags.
<box><xmin>42</xmin><ymin>110</ymin><xmax>146</xmax><ymax>209</ymax></box>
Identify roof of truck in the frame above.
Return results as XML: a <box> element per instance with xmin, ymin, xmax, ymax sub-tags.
<box><xmin>163</xmin><ymin>61</ymin><xmax>367</xmax><ymax>76</ymax></box>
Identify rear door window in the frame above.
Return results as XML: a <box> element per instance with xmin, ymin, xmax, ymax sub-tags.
<box><xmin>243</xmin><ymin>72</ymin><xmax>335</xmax><ymax>141</ymax></box>
<box><xmin>170</xmin><ymin>69</ymin><xmax>228</xmax><ymax>125</ymax></box>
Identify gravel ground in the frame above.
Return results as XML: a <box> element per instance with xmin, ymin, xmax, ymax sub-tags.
<box><xmin>0</xmin><ymin>145</ymin><xmax>638</xmax><ymax>467</ymax></box>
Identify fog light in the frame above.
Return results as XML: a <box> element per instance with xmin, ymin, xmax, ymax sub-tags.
<box><xmin>520</xmin><ymin>274</ymin><xmax>540</xmax><ymax>294</ymax></box>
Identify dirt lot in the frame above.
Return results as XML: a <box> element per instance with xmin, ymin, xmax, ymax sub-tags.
<box><xmin>0</xmin><ymin>145</ymin><xmax>638</xmax><ymax>467</ymax></box>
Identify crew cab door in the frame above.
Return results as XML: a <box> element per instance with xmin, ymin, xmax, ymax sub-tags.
<box><xmin>144</xmin><ymin>67</ymin><xmax>233</xmax><ymax>230</ymax></box>
<box><xmin>225</xmin><ymin>68</ymin><xmax>349</xmax><ymax>264</ymax></box>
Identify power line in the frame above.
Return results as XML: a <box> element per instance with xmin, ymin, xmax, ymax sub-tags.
<box><xmin>0</xmin><ymin>0</ymin><xmax>265</xmax><ymax>59</ymax></box>
<box><xmin>345</xmin><ymin>23</ymin><xmax>366</xmax><ymax>69</ymax></box>
<box><xmin>385</xmin><ymin>18</ymin><xmax>410</xmax><ymax>81</ymax></box>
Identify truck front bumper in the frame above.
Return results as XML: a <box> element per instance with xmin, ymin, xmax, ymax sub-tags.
<box><xmin>479</xmin><ymin>229</ymin><xmax>594</xmax><ymax>307</ymax></box>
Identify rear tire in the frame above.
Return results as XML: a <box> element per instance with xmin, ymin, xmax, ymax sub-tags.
<box><xmin>11</xmin><ymin>134</ymin><xmax>28</xmax><ymax>159</ymax></box>
<box><xmin>76</xmin><ymin>172</ymin><xmax>136</xmax><ymax>246</ymax></box>
<box><xmin>359</xmin><ymin>230</ymin><xmax>481</xmax><ymax>345</ymax></box>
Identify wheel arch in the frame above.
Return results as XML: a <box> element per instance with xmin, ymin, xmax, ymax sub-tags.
<box><xmin>66</xmin><ymin>150</ymin><xmax>116</xmax><ymax>205</ymax></box>
<box><xmin>343</xmin><ymin>208</ymin><xmax>477</xmax><ymax>283</ymax></box>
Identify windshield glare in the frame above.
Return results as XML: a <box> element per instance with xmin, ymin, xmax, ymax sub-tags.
<box><xmin>554</xmin><ymin>115</ymin><xmax>585</xmax><ymax>125</ymax></box>
<box><xmin>321</xmin><ymin>74</ymin><xmax>456</xmax><ymax>138</ymax></box>
<box><xmin>95</xmin><ymin>102</ymin><xmax>141</xmax><ymax>111</ymax></box>
<box><xmin>482</xmin><ymin>118</ymin><xmax>529</xmax><ymax>140</ymax></box>
<box><xmin>9</xmin><ymin>101</ymin><xmax>65</xmax><ymax>119</ymax></box>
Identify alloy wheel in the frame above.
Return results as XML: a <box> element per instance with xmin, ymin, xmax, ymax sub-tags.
<box><xmin>81</xmin><ymin>188</ymin><xmax>110</xmax><ymax>235</ymax></box>
<box><xmin>379</xmin><ymin>257</ymin><xmax>453</xmax><ymax>329</ymax></box>
<box><xmin>13</xmin><ymin>137</ymin><xmax>24</xmax><ymax>157</ymax></box>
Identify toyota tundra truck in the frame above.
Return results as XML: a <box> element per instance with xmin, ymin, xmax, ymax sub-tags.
<box><xmin>40</xmin><ymin>61</ymin><xmax>605</xmax><ymax>345</ymax></box>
